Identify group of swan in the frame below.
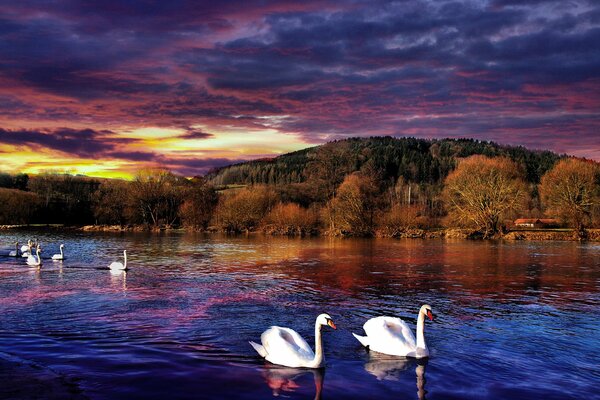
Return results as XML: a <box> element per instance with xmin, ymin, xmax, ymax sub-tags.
<box><xmin>8</xmin><ymin>240</ymin><xmax>67</xmax><ymax>267</ymax></box>
<box><xmin>250</xmin><ymin>305</ymin><xmax>434</xmax><ymax>368</ymax></box>
<box><xmin>7</xmin><ymin>240</ymin><xmax>127</xmax><ymax>271</ymax></box>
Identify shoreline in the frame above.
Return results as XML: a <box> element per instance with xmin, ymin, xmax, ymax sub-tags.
<box><xmin>1</xmin><ymin>224</ymin><xmax>599</xmax><ymax>241</ymax></box>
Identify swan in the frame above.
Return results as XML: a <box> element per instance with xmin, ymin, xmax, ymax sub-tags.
<box><xmin>21</xmin><ymin>241</ymin><xmax>32</xmax><ymax>258</ymax></box>
<box><xmin>52</xmin><ymin>244</ymin><xmax>65</xmax><ymax>261</ymax></box>
<box><xmin>250</xmin><ymin>313</ymin><xmax>336</xmax><ymax>368</ymax></box>
<box><xmin>9</xmin><ymin>241</ymin><xmax>19</xmax><ymax>257</ymax></box>
<box><xmin>109</xmin><ymin>250</ymin><xmax>127</xmax><ymax>271</ymax></box>
<box><xmin>27</xmin><ymin>246</ymin><xmax>42</xmax><ymax>267</ymax></box>
<box><xmin>353</xmin><ymin>305</ymin><xmax>434</xmax><ymax>358</ymax></box>
<box><xmin>20</xmin><ymin>240</ymin><xmax>31</xmax><ymax>253</ymax></box>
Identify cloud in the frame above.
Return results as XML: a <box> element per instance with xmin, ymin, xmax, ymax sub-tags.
<box><xmin>0</xmin><ymin>0</ymin><xmax>598</xmax><ymax>171</ymax></box>
<box><xmin>0</xmin><ymin>127</ymin><xmax>136</xmax><ymax>157</ymax></box>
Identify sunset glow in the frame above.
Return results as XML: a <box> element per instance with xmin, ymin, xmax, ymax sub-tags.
<box><xmin>1</xmin><ymin>0</ymin><xmax>599</xmax><ymax>177</ymax></box>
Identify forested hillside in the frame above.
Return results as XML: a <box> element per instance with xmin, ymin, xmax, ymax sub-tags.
<box><xmin>3</xmin><ymin>136</ymin><xmax>598</xmax><ymax>238</ymax></box>
<box><xmin>206</xmin><ymin>137</ymin><xmax>562</xmax><ymax>186</ymax></box>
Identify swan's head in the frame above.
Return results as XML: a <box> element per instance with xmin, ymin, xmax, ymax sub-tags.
<box><xmin>316</xmin><ymin>313</ymin><xmax>336</xmax><ymax>329</ymax></box>
<box><xmin>60</xmin><ymin>244</ymin><xmax>64</xmax><ymax>249</ymax></box>
<box><xmin>420</xmin><ymin>304</ymin><xmax>434</xmax><ymax>321</ymax></box>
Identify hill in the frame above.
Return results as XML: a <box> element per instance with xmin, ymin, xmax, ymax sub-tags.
<box><xmin>206</xmin><ymin>137</ymin><xmax>562</xmax><ymax>186</ymax></box>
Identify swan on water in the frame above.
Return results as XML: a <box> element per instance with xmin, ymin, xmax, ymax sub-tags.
<box><xmin>250</xmin><ymin>313</ymin><xmax>336</xmax><ymax>368</ymax></box>
<box><xmin>26</xmin><ymin>246</ymin><xmax>42</xmax><ymax>267</ymax></box>
<box><xmin>353</xmin><ymin>305</ymin><xmax>434</xmax><ymax>358</ymax></box>
<box><xmin>52</xmin><ymin>244</ymin><xmax>65</xmax><ymax>261</ymax></box>
<box><xmin>20</xmin><ymin>240</ymin><xmax>31</xmax><ymax>254</ymax></box>
<box><xmin>9</xmin><ymin>241</ymin><xmax>19</xmax><ymax>257</ymax></box>
<box><xmin>21</xmin><ymin>241</ymin><xmax>33</xmax><ymax>258</ymax></box>
<box><xmin>109</xmin><ymin>250</ymin><xmax>127</xmax><ymax>271</ymax></box>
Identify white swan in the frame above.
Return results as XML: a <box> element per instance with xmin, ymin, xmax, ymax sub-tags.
<box><xmin>52</xmin><ymin>244</ymin><xmax>65</xmax><ymax>261</ymax></box>
<box><xmin>109</xmin><ymin>250</ymin><xmax>127</xmax><ymax>271</ymax></box>
<box><xmin>27</xmin><ymin>247</ymin><xmax>42</xmax><ymax>267</ymax></box>
<box><xmin>353</xmin><ymin>305</ymin><xmax>434</xmax><ymax>358</ymax></box>
<box><xmin>9</xmin><ymin>241</ymin><xmax>19</xmax><ymax>257</ymax></box>
<box><xmin>20</xmin><ymin>240</ymin><xmax>31</xmax><ymax>254</ymax></box>
<box><xmin>250</xmin><ymin>313</ymin><xmax>337</xmax><ymax>368</ymax></box>
<box><xmin>21</xmin><ymin>241</ymin><xmax>32</xmax><ymax>258</ymax></box>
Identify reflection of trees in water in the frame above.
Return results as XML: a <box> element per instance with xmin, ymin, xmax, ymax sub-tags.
<box><xmin>363</xmin><ymin>353</ymin><xmax>428</xmax><ymax>400</ymax></box>
<box><xmin>129</xmin><ymin>235</ymin><xmax>599</xmax><ymax>308</ymax></box>
<box><xmin>261</xmin><ymin>365</ymin><xmax>324</xmax><ymax>400</ymax></box>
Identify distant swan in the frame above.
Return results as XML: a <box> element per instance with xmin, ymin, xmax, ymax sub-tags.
<box><xmin>9</xmin><ymin>241</ymin><xmax>19</xmax><ymax>257</ymax></box>
<box><xmin>21</xmin><ymin>241</ymin><xmax>32</xmax><ymax>258</ymax></box>
<box><xmin>20</xmin><ymin>240</ymin><xmax>31</xmax><ymax>254</ymax></box>
<box><xmin>109</xmin><ymin>250</ymin><xmax>127</xmax><ymax>271</ymax></box>
<box><xmin>353</xmin><ymin>305</ymin><xmax>434</xmax><ymax>358</ymax></box>
<box><xmin>27</xmin><ymin>246</ymin><xmax>42</xmax><ymax>267</ymax></box>
<box><xmin>52</xmin><ymin>244</ymin><xmax>65</xmax><ymax>261</ymax></box>
<box><xmin>250</xmin><ymin>313</ymin><xmax>336</xmax><ymax>368</ymax></box>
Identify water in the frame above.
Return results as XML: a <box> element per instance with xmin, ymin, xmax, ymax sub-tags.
<box><xmin>0</xmin><ymin>231</ymin><xmax>599</xmax><ymax>399</ymax></box>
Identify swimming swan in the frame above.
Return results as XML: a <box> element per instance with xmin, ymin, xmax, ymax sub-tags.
<box><xmin>20</xmin><ymin>240</ymin><xmax>31</xmax><ymax>254</ymax></box>
<box><xmin>250</xmin><ymin>313</ymin><xmax>336</xmax><ymax>368</ymax></box>
<box><xmin>9</xmin><ymin>241</ymin><xmax>19</xmax><ymax>257</ymax></box>
<box><xmin>21</xmin><ymin>241</ymin><xmax>32</xmax><ymax>258</ymax></box>
<box><xmin>52</xmin><ymin>244</ymin><xmax>65</xmax><ymax>261</ymax></box>
<box><xmin>27</xmin><ymin>247</ymin><xmax>42</xmax><ymax>267</ymax></box>
<box><xmin>353</xmin><ymin>305</ymin><xmax>434</xmax><ymax>358</ymax></box>
<box><xmin>109</xmin><ymin>250</ymin><xmax>127</xmax><ymax>271</ymax></box>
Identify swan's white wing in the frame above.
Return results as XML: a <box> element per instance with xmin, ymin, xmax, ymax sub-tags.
<box><xmin>109</xmin><ymin>262</ymin><xmax>124</xmax><ymax>270</ymax></box>
<box><xmin>260</xmin><ymin>326</ymin><xmax>314</xmax><ymax>367</ymax></box>
<box><xmin>363</xmin><ymin>316</ymin><xmax>416</xmax><ymax>356</ymax></box>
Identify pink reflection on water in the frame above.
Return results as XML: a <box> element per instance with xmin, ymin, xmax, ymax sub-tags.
<box><xmin>0</xmin><ymin>287</ymin><xmax>79</xmax><ymax>309</ymax></box>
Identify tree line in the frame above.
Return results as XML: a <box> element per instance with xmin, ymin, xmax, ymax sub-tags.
<box><xmin>0</xmin><ymin>137</ymin><xmax>599</xmax><ymax>237</ymax></box>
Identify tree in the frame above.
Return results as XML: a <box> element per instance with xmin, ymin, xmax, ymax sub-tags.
<box><xmin>0</xmin><ymin>188</ymin><xmax>40</xmax><ymax>224</ymax></box>
<box><xmin>327</xmin><ymin>173</ymin><xmax>379</xmax><ymax>236</ymax></box>
<box><xmin>92</xmin><ymin>179</ymin><xmax>131</xmax><ymax>225</ymax></box>
<box><xmin>442</xmin><ymin>155</ymin><xmax>528</xmax><ymax>238</ymax></box>
<box><xmin>179</xmin><ymin>177</ymin><xmax>218</xmax><ymax>230</ymax></box>
<box><xmin>130</xmin><ymin>169</ymin><xmax>186</xmax><ymax>227</ymax></box>
<box><xmin>264</xmin><ymin>202</ymin><xmax>319</xmax><ymax>235</ymax></box>
<box><xmin>539</xmin><ymin>158</ymin><xmax>600</xmax><ymax>235</ymax></box>
<box><xmin>215</xmin><ymin>185</ymin><xmax>277</xmax><ymax>232</ymax></box>
<box><xmin>305</xmin><ymin>141</ymin><xmax>354</xmax><ymax>201</ymax></box>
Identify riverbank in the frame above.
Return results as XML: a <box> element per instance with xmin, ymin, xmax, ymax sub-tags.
<box><xmin>2</xmin><ymin>224</ymin><xmax>599</xmax><ymax>241</ymax></box>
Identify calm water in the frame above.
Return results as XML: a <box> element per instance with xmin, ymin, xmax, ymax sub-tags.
<box><xmin>0</xmin><ymin>231</ymin><xmax>599</xmax><ymax>399</ymax></box>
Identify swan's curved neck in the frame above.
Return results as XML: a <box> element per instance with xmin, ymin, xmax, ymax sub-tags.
<box><xmin>310</xmin><ymin>321</ymin><xmax>324</xmax><ymax>368</ymax></box>
<box><xmin>60</xmin><ymin>246</ymin><xmax>64</xmax><ymax>257</ymax></box>
<box><xmin>123</xmin><ymin>251</ymin><xmax>127</xmax><ymax>269</ymax></box>
<box><xmin>416</xmin><ymin>312</ymin><xmax>427</xmax><ymax>350</ymax></box>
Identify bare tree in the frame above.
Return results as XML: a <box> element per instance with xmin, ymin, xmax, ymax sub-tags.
<box><xmin>179</xmin><ymin>177</ymin><xmax>218</xmax><ymax>230</ymax></box>
<box><xmin>539</xmin><ymin>158</ymin><xmax>600</xmax><ymax>235</ymax></box>
<box><xmin>130</xmin><ymin>169</ymin><xmax>186</xmax><ymax>227</ymax></box>
<box><xmin>328</xmin><ymin>173</ymin><xmax>378</xmax><ymax>236</ymax></box>
<box><xmin>442</xmin><ymin>155</ymin><xmax>528</xmax><ymax>238</ymax></box>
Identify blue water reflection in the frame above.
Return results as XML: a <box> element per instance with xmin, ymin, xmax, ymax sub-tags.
<box><xmin>0</xmin><ymin>231</ymin><xmax>599</xmax><ymax>399</ymax></box>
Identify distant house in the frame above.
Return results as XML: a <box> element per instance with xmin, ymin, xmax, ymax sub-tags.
<box><xmin>513</xmin><ymin>218</ymin><xmax>560</xmax><ymax>229</ymax></box>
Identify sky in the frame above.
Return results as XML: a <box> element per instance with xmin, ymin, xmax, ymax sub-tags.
<box><xmin>1</xmin><ymin>0</ymin><xmax>599</xmax><ymax>178</ymax></box>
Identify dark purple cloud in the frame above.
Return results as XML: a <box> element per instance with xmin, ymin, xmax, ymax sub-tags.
<box><xmin>0</xmin><ymin>128</ymin><xmax>137</xmax><ymax>158</ymax></box>
<box><xmin>0</xmin><ymin>0</ymin><xmax>598</xmax><ymax>175</ymax></box>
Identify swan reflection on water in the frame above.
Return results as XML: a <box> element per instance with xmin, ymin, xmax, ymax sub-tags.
<box><xmin>364</xmin><ymin>353</ymin><xmax>428</xmax><ymax>399</ymax></box>
<box><xmin>110</xmin><ymin>269</ymin><xmax>127</xmax><ymax>290</ymax></box>
<box><xmin>260</xmin><ymin>365</ymin><xmax>324</xmax><ymax>399</ymax></box>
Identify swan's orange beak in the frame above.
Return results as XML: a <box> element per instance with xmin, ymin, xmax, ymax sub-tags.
<box><xmin>426</xmin><ymin>310</ymin><xmax>434</xmax><ymax>321</ymax></box>
<box><xmin>327</xmin><ymin>320</ymin><xmax>337</xmax><ymax>329</ymax></box>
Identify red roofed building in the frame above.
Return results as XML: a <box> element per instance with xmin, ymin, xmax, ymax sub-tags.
<box><xmin>514</xmin><ymin>218</ymin><xmax>561</xmax><ymax>229</ymax></box>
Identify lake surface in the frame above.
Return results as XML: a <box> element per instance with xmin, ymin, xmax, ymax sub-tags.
<box><xmin>0</xmin><ymin>231</ymin><xmax>599</xmax><ymax>399</ymax></box>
